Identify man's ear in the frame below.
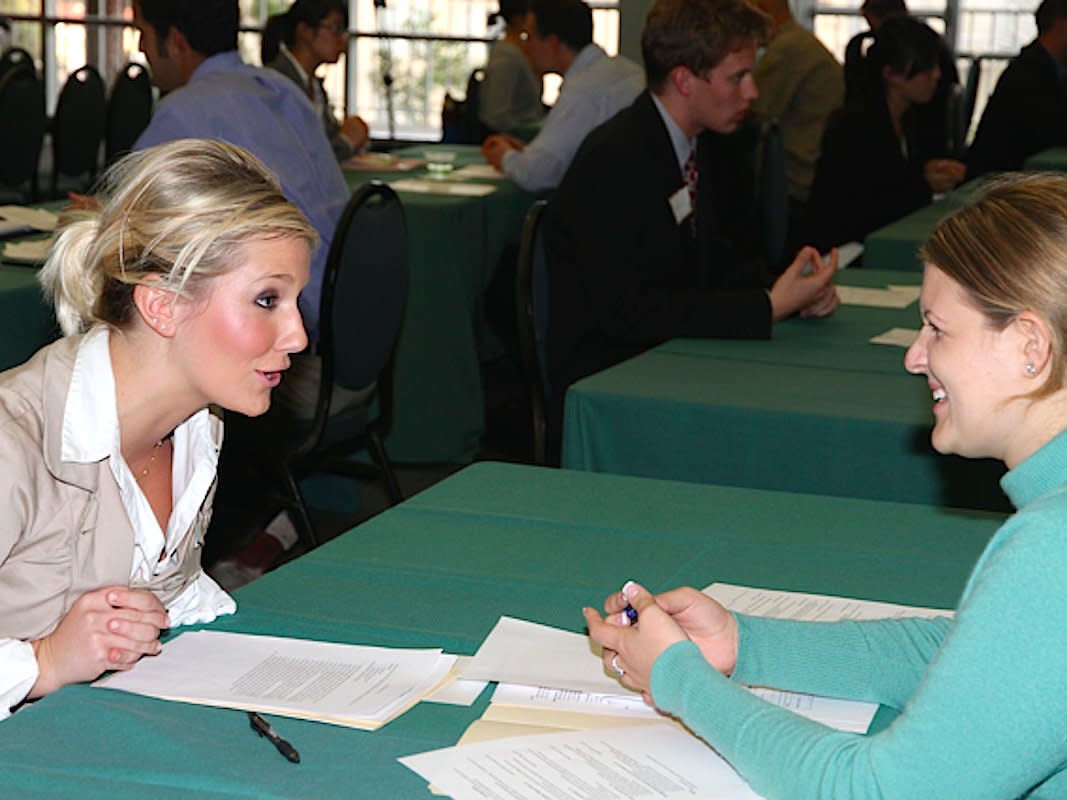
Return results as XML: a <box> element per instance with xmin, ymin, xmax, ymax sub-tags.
<box><xmin>669</xmin><ymin>65</ymin><xmax>695</xmax><ymax>97</ymax></box>
<box><xmin>132</xmin><ymin>281</ymin><xmax>180</xmax><ymax>338</ymax></box>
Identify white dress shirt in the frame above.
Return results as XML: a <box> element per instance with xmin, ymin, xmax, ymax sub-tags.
<box><xmin>1</xmin><ymin>327</ymin><xmax>235</xmax><ymax>720</ymax></box>
<box><xmin>501</xmin><ymin>43</ymin><xmax>644</xmax><ymax>191</ymax></box>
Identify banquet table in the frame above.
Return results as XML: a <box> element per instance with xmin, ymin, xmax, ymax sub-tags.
<box><xmin>562</xmin><ymin>268</ymin><xmax>1009</xmax><ymax>511</ymax></box>
<box><xmin>0</xmin><ymin>260</ymin><xmax>55</xmax><ymax>370</ymax></box>
<box><xmin>1023</xmin><ymin>147</ymin><xmax>1067</xmax><ymax>171</ymax></box>
<box><xmin>0</xmin><ymin>461</ymin><xmax>1004</xmax><ymax>799</ymax></box>
<box><xmin>861</xmin><ymin>180</ymin><xmax>986</xmax><ymax>271</ymax></box>
<box><xmin>343</xmin><ymin>145</ymin><xmax>536</xmax><ymax>463</ymax></box>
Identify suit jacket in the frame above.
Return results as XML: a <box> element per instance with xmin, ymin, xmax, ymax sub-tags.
<box><xmin>801</xmin><ymin>96</ymin><xmax>932</xmax><ymax>251</ymax></box>
<box><xmin>0</xmin><ymin>335</ymin><xmax>218</xmax><ymax>641</ymax></box>
<box><xmin>544</xmin><ymin>91</ymin><xmax>772</xmax><ymax>426</ymax></box>
<box><xmin>266</xmin><ymin>52</ymin><xmax>353</xmax><ymax>162</ymax></box>
<box><xmin>967</xmin><ymin>40</ymin><xmax>1067</xmax><ymax>178</ymax></box>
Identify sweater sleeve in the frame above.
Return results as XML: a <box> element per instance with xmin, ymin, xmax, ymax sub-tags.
<box><xmin>650</xmin><ymin>510</ymin><xmax>1067</xmax><ymax>799</ymax></box>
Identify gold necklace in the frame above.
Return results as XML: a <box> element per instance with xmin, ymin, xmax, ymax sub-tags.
<box><xmin>135</xmin><ymin>437</ymin><xmax>170</xmax><ymax>484</ymax></box>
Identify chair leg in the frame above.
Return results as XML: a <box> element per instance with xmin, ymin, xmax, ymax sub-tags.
<box><xmin>278</xmin><ymin>464</ymin><xmax>320</xmax><ymax>551</ymax></box>
<box><xmin>367</xmin><ymin>431</ymin><xmax>404</xmax><ymax>506</ymax></box>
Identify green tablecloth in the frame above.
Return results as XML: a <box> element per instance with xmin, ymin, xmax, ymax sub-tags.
<box><xmin>0</xmin><ymin>462</ymin><xmax>1005</xmax><ymax>798</ymax></box>
<box><xmin>344</xmin><ymin>145</ymin><xmax>535</xmax><ymax>462</ymax></box>
<box><xmin>0</xmin><ymin>262</ymin><xmax>57</xmax><ymax>370</ymax></box>
<box><xmin>1023</xmin><ymin>147</ymin><xmax>1067</xmax><ymax>171</ymax></box>
<box><xmin>861</xmin><ymin>180</ymin><xmax>986</xmax><ymax>271</ymax></box>
<box><xmin>562</xmin><ymin>269</ymin><xmax>1008</xmax><ymax>511</ymax></box>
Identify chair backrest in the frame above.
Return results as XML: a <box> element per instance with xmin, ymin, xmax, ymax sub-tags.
<box><xmin>515</xmin><ymin>199</ymin><xmax>549</xmax><ymax>465</ymax></box>
<box><xmin>960</xmin><ymin>55</ymin><xmax>982</xmax><ymax>150</ymax></box>
<box><xmin>843</xmin><ymin>31</ymin><xmax>874</xmax><ymax>106</ymax></box>
<box><xmin>314</xmin><ymin>182</ymin><xmax>409</xmax><ymax>433</ymax></box>
<box><xmin>754</xmin><ymin>117</ymin><xmax>788</xmax><ymax>269</ymax></box>
<box><xmin>464</xmin><ymin>67</ymin><xmax>491</xmax><ymax>142</ymax></box>
<box><xmin>105</xmin><ymin>62</ymin><xmax>154</xmax><ymax>163</ymax></box>
<box><xmin>52</xmin><ymin>64</ymin><xmax>106</xmax><ymax>189</ymax></box>
<box><xmin>0</xmin><ymin>47</ymin><xmax>35</xmax><ymax>81</ymax></box>
<box><xmin>0</xmin><ymin>67</ymin><xmax>46</xmax><ymax>195</ymax></box>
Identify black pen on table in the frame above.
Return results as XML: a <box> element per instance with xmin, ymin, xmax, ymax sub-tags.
<box><xmin>248</xmin><ymin>711</ymin><xmax>300</xmax><ymax>764</ymax></box>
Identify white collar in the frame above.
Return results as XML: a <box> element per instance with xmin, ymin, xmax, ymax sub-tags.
<box><xmin>61</xmin><ymin>325</ymin><xmax>120</xmax><ymax>465</ymax></box>
<box><xmin>651</xmin><ymin>92</ymin><xmax>697</xmax><ymax>175</ymax></box>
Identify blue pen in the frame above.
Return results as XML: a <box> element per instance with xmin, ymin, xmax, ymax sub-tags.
<box><xmin>621</xmin><ymin>580</ymin><xmax>638</xmax><ymax>624</ymax></box>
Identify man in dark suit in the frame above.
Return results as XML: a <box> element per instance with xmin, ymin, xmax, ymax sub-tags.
<box><xmin>543</xmin><ymin>0</ymin><xmax>838</xmax><ymax>458</ymax></box>
<box><xmin>966</xmin><ymin>0</ymin><xmax>1067</xmax><ymax>178</ymax></box>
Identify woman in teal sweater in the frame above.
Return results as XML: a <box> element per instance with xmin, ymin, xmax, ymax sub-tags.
<box><xmin>586</xmin><ymin>172</ymin><xmax>1067</xmax><ymax>798</ymax></box>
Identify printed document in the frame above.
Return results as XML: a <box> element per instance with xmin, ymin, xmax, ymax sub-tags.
<box><xmin>400</xmin><ymin>725</ymin><xmax>764</xmax><ymax>800</ymax></box>
<box><xmin>704</xmin><ymin>583</ymin><xmax>952</xmax><ymax>620</ymax></box>
<box><xmin>94</xmin><ymin>630</ymin><xmax>455</xmax><ymax>729</ymax></box>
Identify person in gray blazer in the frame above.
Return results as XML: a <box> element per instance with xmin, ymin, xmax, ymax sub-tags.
<box><xmin>264</xmin><ymin>0</ymin><xmax>369</xmax><ymax>160</ymax></box>
<box><xmin>0</xmin><ymin>139</ymin><xmax>315</xmax><ymax>720</ymax></box>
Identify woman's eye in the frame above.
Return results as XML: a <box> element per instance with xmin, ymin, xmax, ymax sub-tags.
<box><xmin>255</xmin><ymin>294</ymin><xmax>278</xmax><ymax>309</ymax></box>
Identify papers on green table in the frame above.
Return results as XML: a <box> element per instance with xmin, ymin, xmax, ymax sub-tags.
<box><xmin>389</xmin><ymin>178</ymin><xmax>496</xmax><ymax>197</ymax></box>
<box><xmin>704</xmin><ymin>582</ymin><xmax>953</xmax><ymax>620</ymax></box>
<box><xmin>837</xmin><ymin>283</ymin><xmax>921</xmax><ymax>308</ymax></box>
<box><xmin>2</xmin><ymin>238</ymin><xmax>51</xmax><ymax>265</ymax></box>
<box><xmin>94</xmin><ymin>630</ymin><xmax>456</xmax><ymax>729</ymax></box>
<box><xmin>870</xmin><ymin>327</ymin><xmax>920</xmax><ymax>347</ymax></box>
<box><xmin>0</xmin><ymin>205</ymin><xmax>58</xmax><ymax>236</ymax></box>
<box><xmin>400</xmin><ymin>725</ymin><xmax>764</xmax><ymax>800</ymax></box>
<box><xmin>449</xmin><ymin>163</ymin><xmax>505</xmax><ymax>181</ymax></box>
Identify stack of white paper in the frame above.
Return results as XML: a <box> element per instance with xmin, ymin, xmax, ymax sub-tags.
<box><xmin>0</xmin><ymin>205</ymin><xmax>58</xmax><ymax>237</ymax></box>
<box><xmin>704</xmin><ymin>583</ymin><xmax>953</xmax><ymax>621</ymax></box>
<box><xmin>389</xmin><ymin>179</ymin><xmax>496</xmax><ymax>197</ymax></box>
<box><xmin>837</xmin><ymin>284</ymin><xmax>921</xmax><ymax>308</ymax></box>
<box><xmin>94</xmin><ymin>630</ymin><xmax>456</xmax><ymax>730</ymax></box>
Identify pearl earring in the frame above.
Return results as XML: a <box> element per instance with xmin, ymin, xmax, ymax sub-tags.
<box><xmin>1025</xmin><ymin>362</ymin><xmax>1037</xmax><ymax>377</ymax></box>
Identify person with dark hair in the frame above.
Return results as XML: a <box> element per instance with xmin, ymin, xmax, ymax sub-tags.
<box><xmin>843</xmin><ymin>0</ymin><xmax>958</xmax><ymax>158</ymax></box>
<box><xmin>802</xmin><ymin>16</ymin><xmax>965</xmax><ymax>250</ymax></box>
<box><xmin>132</xmin><ymin>0</ymin><xmax>347</xmax><ymax>341</ymax></box>
<box><xmin>264</xmin><ymin>0</ymin><xmax>370</xmax><ymax>161</ymax></box>
<box><xmin>480</xmin><ymin>0</ymin><xmax>643</xmax><ymax>191</ymax></box>
<box><xmin>543</xmin><ymin>0</ymin><xmax>839</xmax><ymax>462</ymax></box>
<box><xmin>479</xmin><ymin>0</ymin><xmax>545</xmax><ymax>134</ymax></box>
<box><xmin>966</xmin><ymin>0</ymin><xmax>1067</xmax><ymax>178</ymax></box>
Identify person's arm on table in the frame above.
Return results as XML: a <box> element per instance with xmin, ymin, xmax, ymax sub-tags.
<box><xmin>587</xmin><ymin>517</ymin><xmax>1067</xmax><ymax>800</ymax></box>
<box><xmin>28</xmin><ymin>586</ymin><xmax>169</xmax><ymax>700</ymax></box>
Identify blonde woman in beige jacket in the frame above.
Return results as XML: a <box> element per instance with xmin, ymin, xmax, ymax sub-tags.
<box><xmin>0</xmin><ymin>139</ymin><xmax>316</xmax><ymax>719</ymax></box>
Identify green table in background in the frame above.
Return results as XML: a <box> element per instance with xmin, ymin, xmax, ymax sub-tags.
<box><xmin>0</xmin><ymin>259</ymin><xmax>58</xmax><ymax>371</ymax></box>
<box><xmin>0</xmin><ymin>462</ymin><xmax>1004</xmax><ymax>798</ymax></box>
<box><xmin>861</xmin><ymin>180</ymin><xmax>987</xmax><ymax>271</ymax></box>
<box><xmin>1023</xmin><ymin>147</ymin><xmax>1067</xmax><ymax>171</ymax></box>
<box><xmin>344</xmin><ymin>144</ymin><xmax>535</xmax><ymax>463</ymax></box>
<box><xmin>563</xmin><ymin>269</ymin><xmax>1008</xmax><ymax>511</ymax></box>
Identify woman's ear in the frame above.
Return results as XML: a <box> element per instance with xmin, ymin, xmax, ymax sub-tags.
<box><xmin>1015</xmin><ymin>311</ymin><xmax>1053</xmax><ymax>378</ymax></box>
<box><xmin>132</xmin><ymin>281</ymin><xmax>180</xmax><ymax>338</ymax></box>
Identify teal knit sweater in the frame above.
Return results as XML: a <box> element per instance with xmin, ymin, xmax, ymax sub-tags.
<box><xmin>651</xmin><ymin>429</ymin><xmax>1067</xmax><ymax>799</ymax></box>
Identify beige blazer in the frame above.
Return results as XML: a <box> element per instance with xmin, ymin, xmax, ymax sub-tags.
<box><xmin>0</xmin><ymin>334</ymin><xmax>222</xmax><ymax>641</ymax></box>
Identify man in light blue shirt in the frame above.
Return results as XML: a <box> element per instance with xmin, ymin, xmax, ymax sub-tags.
<box><xmin>481</xmin><ymin>0</ymin><xmax>644</xmax><ymax>192</ymax></box>
<box><xmin>132</xmin><ymin>0</ymin><xmax>349</xmax><ymax>341</ymax></box>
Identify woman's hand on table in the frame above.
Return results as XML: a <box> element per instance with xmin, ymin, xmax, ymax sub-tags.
<box><xmin>770</xmin><ymin>246</ymin><xmax>839</xmax><ymax>321</ymax></box>
<box><xmin>28</xmin><ymin>587</ymin><xmax>169</xmax><ymax>698</ymax></box>
<box><xmin>585</xmin><ymin>581</ymin><xmax>740</xmax><ymax>697</ymax></box>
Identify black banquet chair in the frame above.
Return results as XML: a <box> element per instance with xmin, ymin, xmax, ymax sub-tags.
<box><xmin>225</xmin><ymin>182</ymin><xmax>410</xmax><ymax>551</ymax></box>
<box><xmin>105</xmin><ymin>62</ymin><xmax>154</xmax><ymax>164</ymax></box>
<box><xmin>0</xmin><ymin>47</ymin><xmax>36</xmax><ymax>81</ymax></box>
<box><xmin>0</xmin><ymin>66</ymin><xmax>46</xmax><ymax>202</ymax></box>
<box><xmin>515</xmin><ymin>199</ymin><xmax>550</xmax><ymax>465</ymax></box>
<box><xmin>51</xmin><ymin>64</ymin><xmax>106</xmax><ymax>198</ymax></box>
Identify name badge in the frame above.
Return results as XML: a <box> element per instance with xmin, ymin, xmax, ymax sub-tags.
<box><xmin>668</xmin><ymin>186</ymin><xmax>692</xmax><ymax>226</ymax></box>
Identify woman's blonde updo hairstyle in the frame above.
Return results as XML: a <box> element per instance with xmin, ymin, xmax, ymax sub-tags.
<box><xmin>922</xmin><ymin>172</ymin><xmax>1067</xmax><ymax>397</ymax></box>
<box><xmin>39</xmin><ymin>138</ymin><xmax>318</xmax><ymax>336</ymax></box>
